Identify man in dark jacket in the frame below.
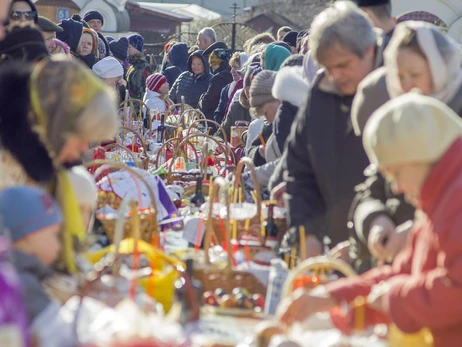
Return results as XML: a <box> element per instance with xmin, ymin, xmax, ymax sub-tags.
<box><xmin>170</xmin><ymin>50</ymin><xmax>212</xmax><ymax>108</ymax></box>
<box><xmin>162</xmin><ymin>42</ymin><xmax>188</xmax><ymax>87</ymax></box>
<box><xmin>281</xmin><ymin>1</ymin><xmax>387</xmax><ymax>257</ymax></box>
<box><xmin>354</xmin><ymin>0</ymin><xmax>395</xmax><ymax>41</ymax></box>
<box><xmin>83</xmin><ymin>10</ymin><xmax>111</xmax><ymax>58</ymax></box>
<box><xmin>198</xmin><ymin>48</ymin><xmax>233</xmax><ymax>127</ymax></box>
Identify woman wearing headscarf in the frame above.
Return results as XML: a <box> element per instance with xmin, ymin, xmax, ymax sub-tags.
<box><xmin>161</xmin><ymin>42</ymin><xmax>188</xmax><ymax>87</ymax></box>
<box><xmin>348</xmin><ymin>21</ymin><xmax>462</xmax><ymax>271</ymax></box>
<box><xmin>0</xmin><ymin>56</ymin><xmax>118</xmax><ymax>273</ymax></box>
<box><xmin>261</xmin><ymin>43</ymin><xmax>291</xmax><ymax>71</ymax></box>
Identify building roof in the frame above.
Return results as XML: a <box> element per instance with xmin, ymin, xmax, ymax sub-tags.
<box><xmin>137</xmin><ymin>3</ymin><xmax>221</xmax><ymax>22</ymax></box>
<box><xmin>35</xmin><ymin>0</ymin><xmax>80</xmax><ymax>10</ymax></box>
<box><xmin>245</xmin><ymin>9</ymin><xmax>301</xmax><ymax>32</ymax></box>
<box><xmin>126</xmin><ymin>1</ymin><xmax>193</xmax><ymax>22</ymax></box>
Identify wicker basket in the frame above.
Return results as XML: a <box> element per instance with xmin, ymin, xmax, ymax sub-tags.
<box><xmin>192</xmin><ymin>177</ymin><xmax>267</xmax><ymax>296</ymax></box>
<box><xmin>84</xmin><ymin>160</ymin><xmax>158</xmax><ymax>244</ymax></box>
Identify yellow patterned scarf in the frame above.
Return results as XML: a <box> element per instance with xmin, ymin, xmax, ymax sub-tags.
<box><xmin>28</xmin><ymin>56</ymin><xmax>108</xmax><ymax>273</ymax></box>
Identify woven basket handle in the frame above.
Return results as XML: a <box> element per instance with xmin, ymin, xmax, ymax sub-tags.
<box><xmin>233</xmin><ymin>157</ymin><xmax>262</xmax><ymax>220</ymax></box>
<box><xmin>154</xmin><ymin>138</ymin><xmax>198</xmax><ymax>171</ymax></box>
<box><xmin>83</xmin><ymin>160</ymin><xmax>158</xmax><ymax>222</ymax></box>
<box><xmin>281</xmin><ymin>256</ymin><xmax>357</xmax><ymax>298</ymax></box>
<box><xmin>103</xmin><ymin>143</ymin><xmax>137</xmax><ymax>163</ymax></box>
<box><xmin>204</xmin><ymin>177</ymin><xmax>232</xmax><ymax>267</ymax></box>
<box><xmin>120</xmin><ymin>125</ymin><xmax>150</xmax><ymax>169</ymax></box>
<box><xmin>168</xmin><ymin>133</ymin><xmax>230</xmax><ymax>184</ymax></box>
<box><xmin>179</xmin><ymin>108</ymin><xmax>206</xmax><ymax>129</ymax></box>
<box><xmin>119</xmin><ymin>98</ymin><xmax>151</xmax><ymax>123</ymax></box>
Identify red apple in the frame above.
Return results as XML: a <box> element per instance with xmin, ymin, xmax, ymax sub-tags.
<box><xmin>203</xmin><ymin>291</ymin><xmax>219</xmax><ymax>306</ymax></box>
<box><xmin>252</xmin><ymin>293</ymin><xmax>265</xmax><ymax>309</ymax></box>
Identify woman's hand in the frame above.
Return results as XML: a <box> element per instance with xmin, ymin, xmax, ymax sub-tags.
<box><xmin>258</xmin><ymin>145</ymin><xmax>266</xmax><ymax>159</ymax></box>
<box><xmin>277</xmin><ymin>288</ymin><xmax>337</xmax><ymax>326</ymax></box>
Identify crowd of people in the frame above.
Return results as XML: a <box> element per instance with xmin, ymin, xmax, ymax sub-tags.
<box><xmin>0</xmin><ymin>0</ymin><xmax>462</xmax><ymax>345</ymax></box>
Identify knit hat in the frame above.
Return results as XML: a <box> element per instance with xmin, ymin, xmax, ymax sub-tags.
<box><xmin>263</xmin><ymin>43</ymin><xmax>292</xmax><ymax>71</ymax></box>
<box><xmin>92</xmin><ymin>57</ymin><xmax>124</xmax><ymax>79</ymax></box>
<box><xmin>209</xmin><ymin>48</ymin><xmax>231</xmax><ymax>67</ymax></box>
<box><xmin>57</xmin><ymin>18</ymin><xmax>84</xmax><ymax>53</ymax></box>
<box><xmin>83</xmin><ymin>10</ymin><xmax>104</xmax><ymax>25</ymax></box>
<box><xmin>146</xmin><ymin>73</ymin><xmax>167</xmax><ymax>92</ymax></box>
<box><xmin>67</xmin><ymin>166</ymin><xmax>97</xmax><ymax>209</ymax></box>
<box><xmin>128</xmin><ymin>33</ymin><xmax>144</xmax><ymax>53</ymax></box>
<box><xmin>363</xmin><ymin>93</ymin><xmax>462</xmax><ymax>167</ymax></box>
<box><xmin>109</xmin><ymin>37</ymin><xmax>128</xmax><ymax>61</ymax></box>
<box><xmin>106</xmin><ymin>35</ymin><xmax>115</xmax><ymax>43</ymax></box>
<box><xmin>282</xmin><ymin>31</ymin><xmax>298</xmax><ymax>48</ymax></box>
<box><xmin>37</xmin><ymin>16</ymin><xmax>63</xmax><ymax>32</ymax></box>
<box><xmin>0</xmin><ymin>186</ymin><xmax>62</xmax><ymax>241</ymax></box>
<box><xmin>354</xmin><ymin>0</ymin><xmax>390</xmax><ymax>6</ymax></box>
<box><xmin>249</xmin><ymin>70</ymin><xmax>277</xmax><ymax>108</ymax></box>
<box><xmin>202</xmin><ymin>41</ymin><xmax>228</xmax><ymax>58</ymax></box>
<box><xmin>0</xmin><ymin>23</ymin><xmax>49</xmax><ymax>63</ymax></box>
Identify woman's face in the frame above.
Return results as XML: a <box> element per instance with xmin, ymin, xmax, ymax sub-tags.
<box><xmin>191</xmin><ymin>56</ymin><xmax>205</xmax><ymax>75</ymax></box>
<box><xmin>9</xmin><ymin>1</ymin><xmax>34</xmax><ymax>24</ymax></box>
<box><xmin>56</xmin><ymin>135</ymin><xmax>90</xmax><ymax>164</ymax></box>
<box><xmin>78</xmin><ymin>32</ymin><xmax>93</xmax><ymax>56</ymax></box>
<box><xmin>103</xmin><ymin>76</ymin><xmax>122</xmax><ymax>89</ymax></box>
<box><xmin>159</xmin><ymin>82</ymin><xmax>169</xmax><ymax>95</ymax></box>
<box><xmin>258</xmin><ymin>100</ymin><xmax>280</xmax><ymax>123</ymax></box>
<box><xmin>381</xmin><ymin>163</ymin><xmax>432</xmax><ymax>206</ymax></box>
<box><xmin>396</xmin><ymin>48</ymin><xmax>433</xmax><ymax>96</ymax></box>
<box><xmin>231</xmin><ymin>61</ymin><xmax>241</xmax><ymax>82</ymax></box>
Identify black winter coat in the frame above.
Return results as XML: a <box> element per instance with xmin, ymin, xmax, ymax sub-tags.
<box><xmin>169</xmin><ymin>51</ymin><xmax>212</xmax><ymax>108</ymax></box>
<box><xmin>273</xmin><ymin>101</ymin><xmax>298</xmax><ymax>154</ymax></box>
<box><xmin>199</xmin><ymin>62</ymin><xmax>233</xmax><ymax>121</ymax></box>
<box><xmin>282</xmin><ymin>72</ymin><xmax>370</xmax><ymax>248</ymax></box>
<box><xmin>162</xmin><ymin>43</ymin><xmax>188</xmax><ymax>86</ymax></box>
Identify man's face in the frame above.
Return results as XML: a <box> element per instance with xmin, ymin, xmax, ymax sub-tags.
<box><xmin>42</xmin><ymin>31</ymin><xmax>56</xmax><ymax>53</ymax></box>
<box><xmin>87</xmin><ymin>19</ymin><xmax>102</xmax><ymax>33</ymax></box>
<box><xmin>196</xmin><ymin>35</ymin><xmax>209</xmax><ymax>51</ymax></box>
<box><xmin>128</xmin><ymin>44</ymin><xmax>139</xmax><ymax>56</ymax></box>
<box><xmin>320</xmin><ymin>44</ymin><xmax>375</xmax><ymax>96</ymax></box>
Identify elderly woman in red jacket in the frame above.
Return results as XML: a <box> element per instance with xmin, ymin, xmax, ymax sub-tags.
<box><xmin>277</xmin><ymin>92</ymin><xmax>462</xmax><ymax>347</ymax></box>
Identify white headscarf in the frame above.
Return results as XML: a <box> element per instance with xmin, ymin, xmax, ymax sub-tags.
<box><xmin>384</xmin><ymin>21</ymin><xmax>462</xmax><ymax>104</ymax></box>
<box><xmin>92</xmin><ymin>57</ymin><xmax>124</xmax><ymax>79</ymax></box>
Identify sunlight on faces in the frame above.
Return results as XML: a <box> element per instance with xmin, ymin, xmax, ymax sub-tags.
<box><xmin>14</xmin><ymin>224</ymin><xmax>62</xmax><ymax>266</ymax></box>
<box><xmin>381</xmin><ymin>163</ymin><xmax>432</xmax><ymax>206</ymax></box>
<box><xmin>159</xmin><ymin>82</ymin><xmax>169</xmax><ymax>95</ymax></box>
<box><xmin>196</xmin><ymin>35</ymin><xmax>209</xmax><ymax>51</ymax></box>
<box><xmin>78</xmin><ymin>32</ymin><xmax>93</xmax><ymax>56</ymax></box>
<box><xmin>103</xmin><ymin>76</ymin><xmax>123</xmax><ymax>89</ymax></box>
<box><xmin>128</xmin><ymin>44</ymin><xmax>138</xmax><ymax>56</ymax></box>
<box><xmin>87</xmin><ymin>19</ymin><xmax>102</xmax><ymax>33</ymax></box>
<box><xmin>254</xmin><ymin>100</ymin><xmax>280</xmax><ymax>123</ymax></box>
<box><xmin>191</xmin><ymin>56</ymin><xmax>205</xmax><ymax>75</ymax></box>
<box><xmin>56</xmin><ymin>135</ymin><xmax>90</xmax><ymax>164</ymax></box>
<box><xmin>231</xmin><ymin>62</ymin><xmax>241</xmax><ymax>81</ymax></box>
<box><xmin>43</xmin><ymin>31</ymin><xmax>56</xmax><ymax>53</ymax></box>
<box><xmin>9</xmin><ymin>1</ymin><xmax>33</xmax><ymax>24</ymax></box>
<box><xmin>320</xmin><ymin>44</ymin><xmax>375</xmax><ymax>96</ymax></box>
<box><xmin>397</xmin><ymin>48</ymin><xmax>433</xmax><ymax>95</ymax></box>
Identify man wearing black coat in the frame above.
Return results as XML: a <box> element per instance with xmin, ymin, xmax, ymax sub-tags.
<box><xmin>281</xmin><ymin>1</ymin><xmax>388</xmax><ymax>258</ymax></box>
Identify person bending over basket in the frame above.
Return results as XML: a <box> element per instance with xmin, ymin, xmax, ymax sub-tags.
<box><xmin>277</xmin><ymin>93</ymin><xmax>462</xmax><ymax>347</ymax></box>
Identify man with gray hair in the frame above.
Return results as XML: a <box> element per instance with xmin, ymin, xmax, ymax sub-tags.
<box><xmin>197</xmin><ymin>27</ymin><xmax>217</xmax><ymax>51</ymax></box>
<box><xmin>280</xmin><ymin>1</ymin><xmax>388</xmax><ymax>260</ymax></box>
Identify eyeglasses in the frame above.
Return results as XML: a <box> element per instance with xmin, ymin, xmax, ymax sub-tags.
<box><xmin>9</xmin><ymin>11</ymin><xmax>36</xmax><ymax>21</ymax></box>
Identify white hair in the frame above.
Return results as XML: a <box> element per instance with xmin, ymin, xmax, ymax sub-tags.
<box><xmin>310</xmin><ymin>1</ymin><xmax>376</xmax><ymax>64</ymax></box>
<box><xmin>76</xmin><ymin>91</ymin><xmax>119</xmax><ymax>142</ymax></box>
<box><xmin>198</xmin><ymin>27</ymin><xmax>217</xmax><ymax>43</ymax></box>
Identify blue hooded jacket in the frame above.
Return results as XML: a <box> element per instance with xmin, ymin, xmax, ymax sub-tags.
<box><xmin>169</xmin><ymin>50</ymin><xmax>212</xmax><ymax>108</ymax></box>
<box><xmin>162</xmin><ymin>42</ymin><xmax>189</xmax><ymax>86</ymax></box>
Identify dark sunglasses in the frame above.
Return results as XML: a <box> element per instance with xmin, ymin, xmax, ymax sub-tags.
<box><xmin>9</xmin><ymin>11</ymin><xmax>36</xmax><ymax>21</ymax></box>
